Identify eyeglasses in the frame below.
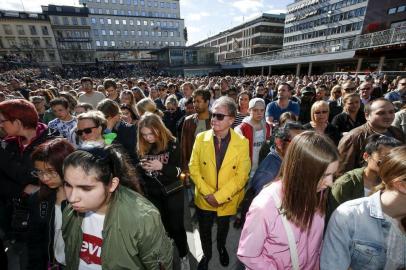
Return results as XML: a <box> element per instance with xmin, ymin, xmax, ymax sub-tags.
<box><xmin>31</xmin><ymin>169</ymin><xmax>58</xmax><ymax>179</ymax></box>
<box><xmin>211</xmin><ymin>113</ymin><xmax>230</xmax><ymax>121</ymax></box>
<box><xmin>314</xmin><ymin>110</ymin><xmax>329</xmax><ymax>114</ymax></box>
<box><xmin>76</xmin><ymin>126</ymin><xmax>98</xmax><ymax>136</ymax></box>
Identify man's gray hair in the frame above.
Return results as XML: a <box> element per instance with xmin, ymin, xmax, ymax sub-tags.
<box><xmin>212</xmin><ymin>96</ymin><xmax>237</xmax><ymax>117</ymax></box>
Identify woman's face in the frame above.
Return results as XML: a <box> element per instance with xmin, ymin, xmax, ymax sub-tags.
<box><xmin>64</xmin><ymin>166</ymin><xmax>117</xmax><ymax>214</ymax></box>
<box><xmin>165</xmin><ymin>103</ymin><xmax>177</xmax><ymax>113</ymax></box>
<box><xmin>33</xmin><ymin>161</ymin><xmax>62</xmax><ymax>189</ymax></box>
<box><xmin>344</xmin><ymin>97</ymin><xmax>360</xmax><ymax>114</ymax></box>
<box><xmin>0</xmin><ymin>113</ymin><xmax>19</xmax><ymax>136</ymax></box>
<box><xmin>313</xmin><ymin>106</ymin><xmax>329</xmax><ymax>124</ymax></box>
<box><xmin>317</xmin><ymin>161</ymin><xmax>339</xmax><ymax>192</ymax></box>
<box><xmin>121</xmin><ymin>108</ymin><xmax>133</xmax><ymax>124</ymax></box>
<box><xmin>238</xmin><ymin>94</ymin><xmax>250</xmax><ymax>109</ymax></box>
<box><xmin>77</xmin><ymin>119</ymin><xmax>103</xmax><ymax>142</ymax></box>
<box><xmin>332</xmin><ymin>90</ymin><xmax>342</xmax><ymax>100</ymax></box>
<box><xmin>120</xmin><ymin>94</ymin><xmax>132</xmax><ymax>105</ymax></box>
<box><xmin>149</xmin><ymin>89</ymin><xmax>158</xmax><ymax>100</ymax></box>
<box><xmin>140</xmin><ymin>127</ymin><xmax>157</xmax><ymax>144</ymax></box>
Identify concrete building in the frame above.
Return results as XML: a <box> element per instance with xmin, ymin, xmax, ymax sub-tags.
<box><xmin>42</xmin><ymin>5</ymin><xmax>95</xmax><ymax>65</ymax></box>
<box><xmin>0</xmin><ymin>10</ymin><xmax>60</xmax><ymax>66</ymax></box>
<box><xmin>193</xmin><ymin>13</ymin><xmax>285</xmax><ymax>62</ymax></box>
<box><xmin>78</xmin><ymin>0</ymin><xmax>186</xmax><ymax>62</ymax></box>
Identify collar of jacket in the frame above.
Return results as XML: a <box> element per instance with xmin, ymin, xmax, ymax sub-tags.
<box><xmin>192</xmin><ymin>112</ymin><xmax>211</xmax><ymax>124</ymax></box>
<box><xmin>369</xmin><ymin>190</ymin><xmax>384</xmax><ymax>219</ymax></box>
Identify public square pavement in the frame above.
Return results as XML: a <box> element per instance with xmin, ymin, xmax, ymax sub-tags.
<box><xmin>174</xmin><ymin>189</ymin><xmax>245</xmax><ymax>270</ymax></box>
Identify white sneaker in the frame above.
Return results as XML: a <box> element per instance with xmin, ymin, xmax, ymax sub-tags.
<box><xmin>180</xmin><ymin>256</ymin><xmax>190</xmax><ymax>270</ymax></box>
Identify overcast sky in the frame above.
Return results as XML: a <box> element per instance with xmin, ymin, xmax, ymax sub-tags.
<box><xmin>2</xmin><ymin>0</ymin><xmax>291</xmax><ymax>44</ymax></box>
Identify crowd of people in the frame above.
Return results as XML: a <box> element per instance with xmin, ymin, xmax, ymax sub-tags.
<box><xmin>0</xmin><ymin>69</ymin><xmax>405</xmax><ymax>270</ymax></box>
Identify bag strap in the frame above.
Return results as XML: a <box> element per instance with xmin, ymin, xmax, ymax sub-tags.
<box><xmin>270</xmin><ymin>190</ymin><xmax>300</xmax><ymax>270</ymax></box>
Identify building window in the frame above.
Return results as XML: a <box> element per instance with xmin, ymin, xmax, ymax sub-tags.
<box><xmin>109</xmin><ymin>30</ymin><xmax>114</xmax><ymax>35</ymax></box>
<box><xmin>172</xmin><ymin>2</ymin><xmax>177</xmax><ymax>9</ymax></box>
<box><xmin>106</xmin><ymin>9</ymin><xmax>110</xmax><ymax>14</ymax></box>
<box><xmin>138</xmin><ymin>30</ymin><xmax>142</xmax><ymax>36</ymax></box>
<box><xmin>156</xmin><ymin>21</ymin><xmax>160</xmax><ymax>26</ymax></box>
<box><xmin>141</xmin><ymin>11</ymin><xmax>146</xmax><ymax>16</ymax></box>
<box><xmin>41</xmin><ymin>26</ymin><xmax>49</xmax><ymax>35</ymax></box>
<box><xmin>53</xmin><ymin>17</ymin><xmax>60</xmax><ymax>25</ymax></box>
<box><xmin>72</xmin><ymin>17</ymin><xmax>78</xmax><ymax>25</ymax></box>
<box><xmin>133</xmin><ymin>0</ymin><xmax>138</xmax><ymax>4</ymax></box>
<box><xmin>101</xmin><ymin>30</ymin><xmax>106</xmax><ymax>35</ymax></box>
<box><xmin>388</xmin><ymin>7</ymin><xmax>397</xmax><ymax>14</ymax></box>
<box><xmin>103</xmin><ymin>41</ymin><xmax>108</xmax><ymax>47</ymax></box>
<box><xmin>111</xmin><ymin>41</ymin><xmax>115</xmax><ymax>47</ymax></box>
<box><xmin>91</xmin><ymin>18</ymin><xmax>96</xmax><ymax>24</ymax></box>
<box><xmin>113</xmin><ymin>9</ymin><xmax>118</xmax><ymax>15</ymax></box>
<box><xmin>115</xmin><ymin>19</ymin><xmax>120</xmax><ymax>25</ymax></box>
<box><xmin>63</xmin><ymin>17</ymin><xmax>69</xmax><ymax>25</ymax></box>
<box><xmin>128</xmin><ymin>10</ymin><xmax>132</xmax><ymax>15</ymax></box>
<box><xmin>143</xmin><ymin>20</ymin><xmax>148</xmax><ymax>26</ymax></box>
<box><xmin>100</xmin><ymin>18</ymin><xmax>104</xmax><ymax>24</ymax></box>
<box><xmin>160</xmin><ymin>2</ymin><xmax>164</xmax><ymax>8</ymax></box>
<box><xmin>169</xmin><ymin>31</ymin><xmax>173</xmax><ymax>37</ymax></box>
<box><xmin>157</xmin><ymin>31</ymin><xmax>161</xmax><ymax>36</ymax></box>
<box><xmin>140</xmin><ymin>0</ymin><xmax>145</xmax><ymax>6</ymax></box>
<box><xmin>107</xmin><ymin>18</ymin><xmax>112</xmax><ymax>24</ymax></box>
<box><xmin>90</xmin><ymin>8</ymin><xmax>94</xmax><ymax>13</ymax></box>
<box><xmin>122</xmin><ymin>19</ymin><xmax>127</xmax><ymax>25</ymax></box>
<box><xmin>398</xmin><ymin>6</ymin><xmax>406</xmax><ymax>13</ymax></box>
<box><xmin>83</xmin><ymin>31</ymin><xmax>89</xmax><ymax>37</ymax></box>
<box><xmin>112</xmin><ymin>0</ymin><xmax>116</xmax><ymax>3</ymax></box>
<box><xmin>16</xmin><ymin>25</ymin><xmax>25</xmax><ymax>35</ymax></box>
<box><xmin>144</xmin><ymin>31</ymin><xmax>149</xmax><ymax>36</ymax></box>
<box><xmin>131</xmin><ymin>30</ymin><xmax>135</xmax><ymax>35</ymax></box>
<box><xmin>127</xmin><ymin>0</ymin><xmax>131</xmax><ymax>4</ymax></box>
<box><xmin>129</xmin><ymin>19</ymin><xmax>134</xmax><ymax>25</ymax></box>
<box><xmin>29</xmin><ymin>25</ymin><xmax>37</xmax><ymax>35</ymax></box>
<box><xmin>120</xmin><ymin>10</ymin><xmax>125</xmax><ymax>15</ymax></box>
<box><xmin>154</xmin><ymin>1</ymin><xmax>158</xmax><ymax>7</ymax></box>
<box><xmin>151</xmin><ymin>31</ymin><xmax>155</xmax><ymax>36</ymax></box>
<box><xmin>32</xmin><ymin>38</ymin><xmax>40</xmax><ymax>48</ymax></box>
<box><xmin>48</xmin><ymin>51</ymin><xmax>56</xmax><ymax>61</ymax></box>
<box><xmin>150</xmin><ymin>20</ymin><xmax>154</xmax><ymax>26</ymax></box>
<box><xmin>81</xmin><ymin>18</ymin><xmax>87</xmax><ymax>25</ymax></box>
<box><xmin>124</xmin><ymin>30</ymin><xmax>128</xmax><ymax>35</ymax></box>
<box><xmin>105</xmin><ymin>0</ymin><xmax>109</xmax><ymax>3</ymax></box>
<box><xmin>137</xmin><ymin>20</ymin><xmax>141</xmax><ymax>25</ymax></box>
<box><xmin>99</xmin><ymin>9</ymin><xmax>103</xmax><ymax>14</ymax></box>
<box><xmin>96</xmin><ymin>40</ymin><xmax>101</xmax><ymax>47</ymax></box>
<box><xmin>93</xmin><ymin>29</ymin><xmax>99</xmax><ymax>36</ymax></box>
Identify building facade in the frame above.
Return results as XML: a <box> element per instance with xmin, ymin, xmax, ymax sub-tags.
<box><xmin>193</xmin><ymin>13</ymin><xmax>285</xmax><ymax>63</ymax></box>
<box><xmin>78</xmin><ymin>0</ymin><xmax>185</xmax><ymax>62</ymax></box>
<box><xmin>284</xmin><ymin>0</ymin><xmax>368</xmax><ymax>49</ymax></box>
<box><xmin>42</xmin><ymin>5</ymin><xmax>95</xmax><ymax>65</ymax></box>
<box><xmin>0</xmin><ymin>10</ymin><xmax>60</xmax><ymax>66</ymax></box>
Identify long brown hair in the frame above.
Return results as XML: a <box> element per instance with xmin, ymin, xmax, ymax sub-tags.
<box><xmin>137</xmin><ymin>112</ymin><xmax>175</xmax><ymax>156</ymax></box>
<box><xmin>280</xmin><ymin>131</ymin><xmax>339</xmax><ymax>229</ymax></box>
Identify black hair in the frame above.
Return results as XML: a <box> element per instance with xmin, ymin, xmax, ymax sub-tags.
<box><xmin>364</xmin><ymin>134</ymin><xmax>402</xmax><ymax>155</ymax></box>
<box><xmin>192</xmin><ymin>89</ymin><xmax>211</xmax><ymax>102</ymax></box>
<box><xmin>275</xmin><ymin>121</ymin><xmax>304</xmax><ymax>140</ymax></box>
<box><xmin>63</xmin><ymin>145</ymin><xmax>141</xmax><ymax>193</ymax></box>
<box><xmin>103</xmin><ymin>79</ymin><xmax>117</xmax><ymax>90</ymax></box>
<box><xmin>50</xmin><ymin>97</ymin><xmax>69</xmax><ymax>109</ymax></box>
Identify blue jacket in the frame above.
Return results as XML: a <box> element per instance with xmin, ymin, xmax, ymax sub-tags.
<box><xmin>321</xmin><ymin>191</ymin><xmax>405</xmax><ymax>270</ymax></box>
<box><xmin>250</xmin><ymin>146</ymin><xmax>282</xmax><ymax>195</ymax></box>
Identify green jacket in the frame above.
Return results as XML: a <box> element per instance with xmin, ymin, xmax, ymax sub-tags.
<box><xmin>326</xmin><ymin>167</ymin><xmax>364</xmax><ymax>221</ymax></box>
<box><xmin>62</xmin><ymin>186</ymin><xmax>173</xmax><ymax>270</ymax></box>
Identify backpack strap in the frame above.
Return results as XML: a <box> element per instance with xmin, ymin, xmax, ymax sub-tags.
<box><xmin>270</xmin><ymin>189</ymin><xmax>300</xmax><ymax>270</ymax></box>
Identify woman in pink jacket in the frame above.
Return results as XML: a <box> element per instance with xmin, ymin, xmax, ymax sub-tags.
<box><xmin>237</xmin><ymin>131</ymin><xmax>339</xmax><ymax>270</ymax></box>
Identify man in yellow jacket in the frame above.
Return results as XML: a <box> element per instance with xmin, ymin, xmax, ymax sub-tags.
<box><xmin>189</xmin><ymin>96</ymin><xmax>251</xmax><ymax>270</ymax></box>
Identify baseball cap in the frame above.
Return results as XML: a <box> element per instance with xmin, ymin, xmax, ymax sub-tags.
<box><xmin>248</xmin><ymin>98</ymin><xmax>265</xmax><ymax>109</ymax></box>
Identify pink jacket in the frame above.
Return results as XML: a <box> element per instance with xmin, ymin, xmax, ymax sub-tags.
<box><xmin>237</xmin><ymin>180</ymin><xmax>324</xmax><ymax>270</ymax></box>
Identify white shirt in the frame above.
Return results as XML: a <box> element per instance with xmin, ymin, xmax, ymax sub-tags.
<box><xmin>79</xmin><ymin>211</ymin><xmax>105</xmax><ymax>270</ymax></box>
<box><xmin>250</xmin><ymin>129</ymin><xmax>266</xmax><ymax>178</ymax></box>
<box><xmin>54</xmin><ymin>204</ymin><xmax>65</xmax><ymax>265</ymax></box>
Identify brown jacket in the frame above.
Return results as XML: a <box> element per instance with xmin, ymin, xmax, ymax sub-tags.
<box><xmin>337</xmin><ymin>123</ymin><xmax>405</xmax><ymax>175</ymax></box>
<box><xmin>180</xmin><ymin>113</ymin><xmax>211</xmax><ymax>172</ymax></box>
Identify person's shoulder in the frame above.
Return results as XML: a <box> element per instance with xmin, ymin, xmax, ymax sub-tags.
<box><xmin>333</xmin><ymin>168</ymin><xmax>363</xmax><ymax>186</ymax></box>
<box><xmin>116</xmin><ymin>187</ymin><xmax>160</xmax><ymax>218</ymax></box>
<box><xmin>335</xmin><ymin>195</ymin><xmax>370</xmax><ymax>216</ymax></box>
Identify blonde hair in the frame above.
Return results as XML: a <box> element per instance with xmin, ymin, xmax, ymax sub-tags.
<box><xmin>310</xmin><ymin>100</ymin><xmax>329</xmax><ymax>122</ymax></box>
<box><xmin>136</xmin><ymin>98</ymin><xmax>163</xmax><ymax>117</ymax></box>
<box><xmin>136</xmin><ymin>112</ymin><xmax>175</xmax><ymax>156</ymax></box>
<box><xmin>77</xmin><ymin>110</ymin><xmax>107</xmax><ymax>131</ymax></box>
<box><xmin>375</xmin><ymin>146</ymin><xmax>406</xmax><ymax>192</ymax></box>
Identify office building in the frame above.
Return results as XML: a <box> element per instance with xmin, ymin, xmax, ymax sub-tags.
<box><xmin>78</xmin><ymin>0</ymin><xmax>186</xmax><ymax>62</ymax></box>
<box><xmin>0</xmin><ymin>10</ymin><xmax>60</xmax><ymax>66</ymax></box>
<box><xmin>194</xmin><ymin>13</ymin><xmax>285</xmax><ymax>62</ymax></box>
<box><xmin>42</xmin><ymin>5</ymin><xmax>95</xmax><ymax>65</ymax></box>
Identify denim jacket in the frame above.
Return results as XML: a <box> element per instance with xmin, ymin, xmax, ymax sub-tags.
<box><xmin>321</xmin><ymin>191</ymin><xmax>396</xmax><ymax>270</ymax></box>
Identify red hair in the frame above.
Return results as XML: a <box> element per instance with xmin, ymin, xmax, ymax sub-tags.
<box><xmin>0</xmin><ymin>99</ymin><xmax>38</xmax><ymax>129</ymax></box>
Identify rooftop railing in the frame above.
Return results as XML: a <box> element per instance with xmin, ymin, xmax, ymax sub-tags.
<box><xmin>221</xmin><ymin>26</ymin><xmax>406</xmax><ymax>65</ymax></box>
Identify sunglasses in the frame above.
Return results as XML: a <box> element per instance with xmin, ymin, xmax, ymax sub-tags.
<box><xmin>314</xmin><ymin>110</ymin><xmax>329</xmax><ymax>114</ymax></box>
<box><xmin>76</xmin><ymin>126</ymin><xmax>98</xmax><ymax>136</ymax></box>
<box><xmin>211</xmin><ymin>113</ymin><xmax>230</xmax><ymax>121</ymax></box>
